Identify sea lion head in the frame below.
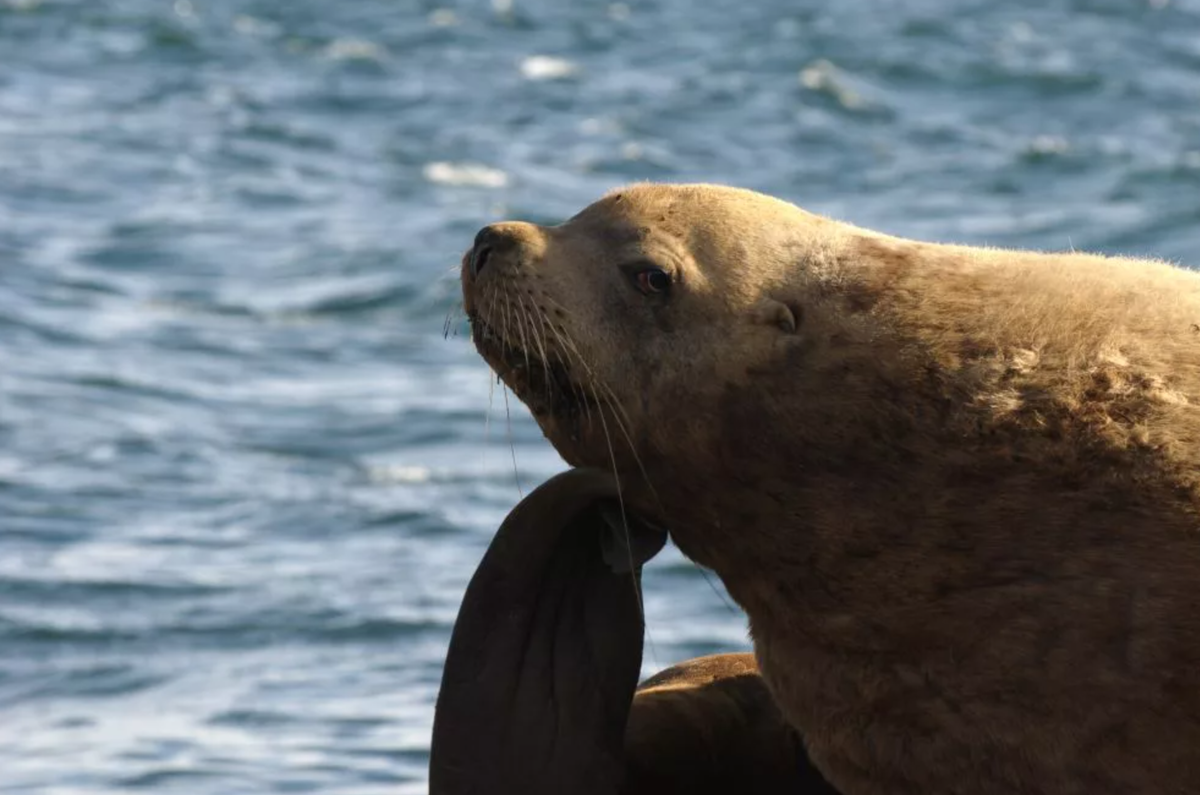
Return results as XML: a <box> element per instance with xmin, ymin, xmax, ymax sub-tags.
<box><xmin>461</xmin><ymin>184</ymin><xmax>853</xmax><ymax>500</ymax></box>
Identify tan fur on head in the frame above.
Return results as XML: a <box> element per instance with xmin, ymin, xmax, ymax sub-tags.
<box><xmin>462</xmin><ymin>183</ymin><xmax>1200</xmax><ymax>794</ymax></box>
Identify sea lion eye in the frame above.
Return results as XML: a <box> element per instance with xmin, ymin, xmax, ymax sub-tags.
<box><xmin>634</xmin><ymin>267</ymin><xmax>672</xmax><ymax>295</ymax></box>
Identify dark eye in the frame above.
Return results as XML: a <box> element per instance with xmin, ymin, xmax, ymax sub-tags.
<box><xmin>634</xmin><ymin>267</ymin><xmax>671</xmax><ymax>295</ymax></box>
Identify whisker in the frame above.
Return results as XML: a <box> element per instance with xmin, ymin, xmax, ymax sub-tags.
<box><xmin>490</xmin><ymin>288</ymin><xmax>525</xmax><ymax>498</ymax></box>
<box><xmin>536</xmin><ymin>306</ymin><xmax>598</xmax><ymax>418</ymax></box>
<box><xmin>515</xmin><ymin>293</ymin><xmax>555</xmax><ymax>406</ymax></box>
<box><xmin>478</xmin><ymin>295</ymin><xmax>500</xmax><ymax>444</ymax></box>
<box><xmin>502</xmin><ymin>288</ymin><xmax>537</xmax><ymax>398</ymax></box>
<box><xmin>591</xmin><ymin>379</ymin><xmax>663</xmax><ymax>504</ymax></box>
<box><xmin>542</xmin><ymin>322</ymin><xmax>594</xmax><ymax>426</ymax></box>
<box><xmin>440</xmin><ymin>257</ymin><xmax>469</xmax><ymax>337</ymax></box>
<box><xmin>473</xmin><ymin>289</ymin><xmax>693</xmax><ymax>640</ymax></box>
<box><xmin>485</xmin><ymin>371</ymin><xmax>495</xmax><ymax>441</ymax></box>
<box><xmin>698</xmin><ymin>563</ymin><xmax>741</xmax><ymax>617</ymax></box>
<box><xmin>510</xmin><ymin>291</ymin><xmax>533</xmax><ymax>376</ymax></box>
<box><xmin>553</xmin><ymin>330</ymin><xmax>734</xmax><ymax>621</ymax></box>
<box><xmin>501</xmin><ymin>384</ymin><xmax>523</xmax><ymax>498</ymax></box>
<box><xmin>583</xmin><ymin>376</ymin><xmax>659</xmax><ymax>665</ymax></box>
<box><xmin>587</xmin><ymin>378</ymin><xmax>645</xmax><ymax>611</ymax></box>
<box><xmin>547</xmin><ymin>321</ymin><xmax>625</xmax><ymax>420</ymax></box>
<box><xmin>500</xmin><ymin>287</ymin><xmax>516</xmax><ymax>354</ymax></box>
<box><xmin>444</xmin><ymin>302</ymin><xmax>465</xmax><ymax>339</ymax></box>
<box><xmin>544</xmin><ymin>318</ymin><xmax>664</xmax><ymax>511</ymax></box>
<box><xmin>517</xmin><ymin>293</ymin><xmax>547</xmax><ymax>357</ymax></box>
<box><xmin>541</xmin><ymin>313</ymin><xmax>696</xmax><ymax>642</ymax></box>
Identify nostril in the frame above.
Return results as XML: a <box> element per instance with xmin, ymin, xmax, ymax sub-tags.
<box><xmin>470</xmin><ymin>245</ymin><xmax>492</xmax><ymax>277</ymax></box>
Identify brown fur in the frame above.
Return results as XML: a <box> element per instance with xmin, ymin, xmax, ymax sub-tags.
<box><xmin>461</xmin><ymin>183</ymin><xmax>1200</xmax><ymax>794</ymax></box>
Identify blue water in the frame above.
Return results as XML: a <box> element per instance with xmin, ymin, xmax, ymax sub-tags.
<box><xmin>3</xmin><ymin>0</ymin><xmax>1199</xmax><ymax>791</ymax></box>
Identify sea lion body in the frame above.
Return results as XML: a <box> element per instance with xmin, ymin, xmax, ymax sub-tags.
<box><xmin>461</xmin><ymin>184</ymin><xmax>1200</xmax><ymax>794</ymax></box>
<box><xmin>626</xmin><ymin>653</ymin><xmax>839</xmax><ymax>795</ymax></box>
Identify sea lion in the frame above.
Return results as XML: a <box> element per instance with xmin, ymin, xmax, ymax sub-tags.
<box><xmin>625</xmin><ymin>653</ymin><xmax>840</xmax><ymax>795</ymax></box>
<box><xmin>429</xmin><ymin>468</ymin><xmax>838</xmax><ymax>794</ymax></box>
<box><xmin>460</xmin><ymin>183</ymin><xmax>1200</xmax><ymax>794</ymax></box>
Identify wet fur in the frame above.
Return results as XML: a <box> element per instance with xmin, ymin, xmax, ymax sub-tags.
<box><xmin>462</xmin><ymin>184</ymin><xmax>1200</xmax><ymax>794</ymax></box>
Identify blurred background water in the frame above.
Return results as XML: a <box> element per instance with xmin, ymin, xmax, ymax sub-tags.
<box><xmin>2</xmin><ymin>0</ymin><xmax>1199</xmax><ymax>791</ymax></box>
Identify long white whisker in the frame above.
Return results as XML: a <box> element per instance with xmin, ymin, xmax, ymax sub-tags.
<box><xmin>515</xmin><ymin>293</ymin><xmax>555</xmax><ymax>406</ymax></box>
<box><xmin>547</xmin><ymin>319</ymin><xmax>664</xmax><ymax>512</ymax></box>
<box><xmin>514</xmin><ymin>297</ymin><xmax>533</xmax><ymax>376</ymax></box>
<box><xmin>501</xmin><ymin>384</ymin><xmax>523</xmax><ymax>498</ymax></box>
<box><xmin>469</xmin><ymin>292</ymin><xmax>498</xmax><ymax>488</ymax></box>
<box><xmin>586</xmin><ymin>377</ymin><xmax>647</xmax><ymax>618</ymax></box>
<box><xmin>542</xmin><ymin>322</ymin><xmax>594</xmax><ymax>425</ymax></box>
<box><xmin>500</xmin><ymin>287</ymin><xmax>516</xmax><ymax>354</ymax></box>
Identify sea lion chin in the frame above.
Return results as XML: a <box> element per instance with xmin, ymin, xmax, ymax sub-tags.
<box><xmin>462</xmin><ymin>183</ymin><xmax>1200</xmax><ymax>794</ymax></box>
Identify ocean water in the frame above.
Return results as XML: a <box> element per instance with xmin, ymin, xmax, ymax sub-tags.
<box><xmin>2</xmin><ymin>0</ymin><xmax>1199</xmax><ymax>792</ymax></box>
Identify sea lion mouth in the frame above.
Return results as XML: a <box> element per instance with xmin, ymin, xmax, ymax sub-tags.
<box><xmin>468</xmin><ymin>313</ymin><xmax>591</xmax><ymax>419</ymax></box>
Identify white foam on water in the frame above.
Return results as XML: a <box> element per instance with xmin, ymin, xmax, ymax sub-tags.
<box><xmin>368</xmin><ymin>465</ymin><xmax>433</xmax><ymax>484</ymax></box>
<box><xmin>423</xmin><ymin>162</ymin><xmax>509</xmax><ymax>188</ymax></box>
<box><xmin>519</xmin><ymin>55</ymin><xmax>578</xmax><ymax>81</ymax></box>
<box><xmin>323</xmin><ymin>38</ymin><xmax>387</xmax><ymax>62</ymax></box>
<box><xmin>798</xmin><ymin>59</ymin><xmax>867</xmax><ymax>111</ymax></box>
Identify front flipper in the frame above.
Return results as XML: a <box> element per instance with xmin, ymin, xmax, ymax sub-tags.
<box><xmin>430</xmin><ymin>468</ymin><xmax>666</xmax><ymax>795</ymax></box>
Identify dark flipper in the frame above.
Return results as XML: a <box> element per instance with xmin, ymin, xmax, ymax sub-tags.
<box><xmin>430</xmin><ymin>468</ymin><xmax>666</xmax><ymax>795</ymax></box>
<box><xmin>431</xmin><ymin>468</ymin><xmax>842</xmax><ymax>794</ymax></box>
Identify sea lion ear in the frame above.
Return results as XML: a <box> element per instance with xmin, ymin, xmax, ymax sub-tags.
<box><xmin>752</xmin><ymin>298</ymin><xmax>800</xmax><ymax>334</ymax></box>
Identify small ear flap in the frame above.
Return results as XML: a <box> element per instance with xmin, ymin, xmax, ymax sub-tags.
<box><xmin>752</xmin><ymin>298</ymin><xmax>799</xmax><ymax>334</ymax></box>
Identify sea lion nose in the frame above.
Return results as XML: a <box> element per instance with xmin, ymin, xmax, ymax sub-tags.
<box><xmin>468</xmin><ymin>223</ymin><xmax>541</xmax><ymax>279</ymax></box>
<box><xmin>468</xmin><ymin>227</ymin><xmax>498</xmax><ymax>277</ymax></box>
<box><xmin>470</xmin><ymin>225</ymin><xmax>518</xmax><ymax>278</ymax></box>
